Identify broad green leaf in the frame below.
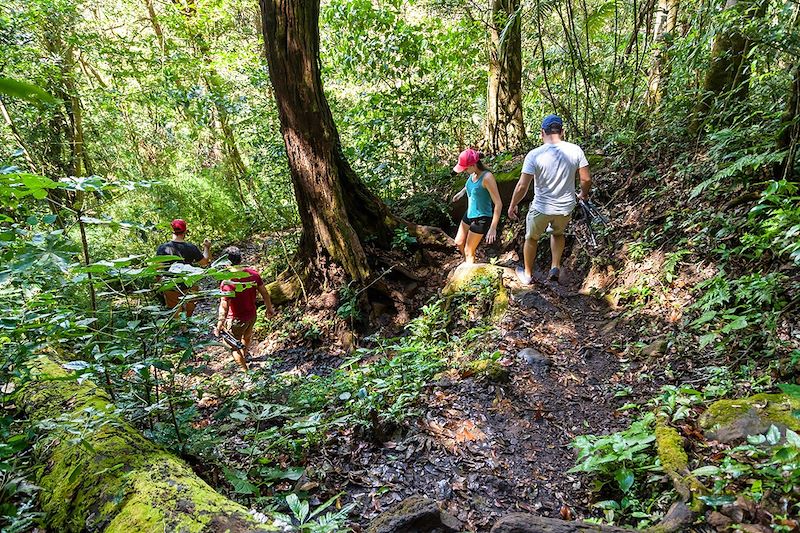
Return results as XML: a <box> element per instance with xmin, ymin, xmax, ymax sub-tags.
<box><xmin>222</xmin><ymin>467</ymin><xmax>258</xmax><ymax>495</ymax></box>
<box><xmin>691</xmin><ymin>465</ymin><xmax>720</xmax><ymax>476</ymax></box>
<box><xmin>0</xmin><ymin>77</ymin><xmax>59</xmax><ymax>105</ymax></box>
<box><xmin>784</xmin><ymin>429</ymin><xmax>800</xmax><ymax>449</ymax></box>
<box><xmin>721</xmin><ymin>315</ymin><xmax>748</xmax><ymax>333</ymax></box>
<box><xmin>615</xmin><ymin>468</ymin><xmax>634</xmax><ymax>493</ymax></box>
<box><xmin>699</xmin><ymin>495</ymin><xmax>735</xmax><ymax>507</ymax></box>
<box><xmin>766</xmin><ymin>424</ymin><xmax>781</xmax><ymax>446</ymax></box>
<box><xmin>698</xmin><ymin>333</ymin><xmax>717</xmax><ymax>348</ymax></box>
<box><xmin>62</xmin><ymin>361</ymin><xmax>91</xmax><ymax>371</ymax></box>
<box><xmin>778</xmin><ymin>383</ymin><xmax>800</xmax><ymax>399</ymax></box>
<box><xmin>690</xmin><ymin>310</ymin><xmax>717</xmax><ymax>328</ymax></box>
<box><xmin>259</xmin><ymin>466</ymin><xmax>305</xmax><ymax>481</ymax></box>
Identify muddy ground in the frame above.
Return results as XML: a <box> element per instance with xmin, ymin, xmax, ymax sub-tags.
<box><xmin>189</xmin><ymin>250</ymin><xmax>704</xmax><ymax>531</ymax></box>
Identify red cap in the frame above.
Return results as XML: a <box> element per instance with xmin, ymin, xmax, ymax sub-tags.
<box><xmin>453</xmin><ymin>149</ymin><xmax>479</xmax><ymax>173</ymax></box>
<box><xmin>171</xmin><ymin>219</ymin><xmax>187</xmax><ymax>233</ymax></box>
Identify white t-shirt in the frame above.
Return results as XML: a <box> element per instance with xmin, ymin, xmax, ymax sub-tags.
<box><xmin>522</xmin><ymin>141</ymin><xmax>589</xmax><ymax>215</ymax></box>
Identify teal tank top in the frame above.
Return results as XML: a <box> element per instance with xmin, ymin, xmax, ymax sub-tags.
<box><xmin>466</xmin><ymin>171</ymin><xmax>493</xmax><ymax>218</ymax></box>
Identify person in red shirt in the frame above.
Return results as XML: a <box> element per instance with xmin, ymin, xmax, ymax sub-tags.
<box><xmin>213</xmin><ymin>246</ymin><xmax>274</xmax><ymax>371</ymax></box>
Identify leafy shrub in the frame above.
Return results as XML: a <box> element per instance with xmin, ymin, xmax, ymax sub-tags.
<box><xmin>393</xmin><ymin>191</ymin><xmax>452</xmax><ymax>229</ymax></box>
<box><xmin>690</xmin><ymin>271</ymin><xmax>789</xmax><ymax>354</ymax></box>
<box><xmin>743</xmin><ymin>180</ymin><xmax>800</xmax><ymax>265</ymax></box>
<box><xmin>568</xmin><ymin>413</ymin><xmax>666</xmax><ymax>526</ymax></box>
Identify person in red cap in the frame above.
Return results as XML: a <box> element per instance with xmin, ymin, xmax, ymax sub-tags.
<box><xmin>156</xmin><ymin>219</ymin><xmax>212</xmax><ymax>317</ymax></box>
<box><xmin>451</xmin><ymin>149</ymin><xmax>502</xmax><ymax>263</ymax></box>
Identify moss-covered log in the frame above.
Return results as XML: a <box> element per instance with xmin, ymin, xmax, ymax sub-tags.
<box><xmin>654</xmin><ymin>421</ymin><xmax>706</xmax><ymax>511</ymax></box>
<box><xmin>20</xmin><ymin>356</ymin><xmax>276</xmax><ymax>533</ymax></box>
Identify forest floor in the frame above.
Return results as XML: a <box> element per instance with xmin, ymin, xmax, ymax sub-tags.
<box><xmin>186</xmin><ymin>244</ymin><xmax>700</xmax><ymax>531</ymax></box>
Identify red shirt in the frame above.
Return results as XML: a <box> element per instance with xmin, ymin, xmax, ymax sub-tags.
<box><xmin>220</xmin><ymin>267</ymin><xmax>263</xmax><ymax>322</ymax></box>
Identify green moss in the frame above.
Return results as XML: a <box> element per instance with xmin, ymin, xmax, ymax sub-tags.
<box><xmin>655</xmin><ymin>422</ymin><xmax>688</xmax><ymax>475</ymax></box>
<box><xmin>443</xmin><ymin>264</ymin><xmax>502</xmax><ymax>295</ymax></box>
<box><xmin>655</xmin><ymin>420</ymin><xmax>707</xmax><ymax>511</ymax></box>
<box><xmin>586</xmin><ymin>153</ymin><xmax>607</xmax><ymax>169</ymax></box>
<box><xmin>465</xmin><ymin>359</ymin><xmax>509</xmax><ymax>383</ymax></box>
<box><xmin>491</xmin><ymin>283</ymin><xmax>509</xmax><ymax>322</ymax></box>
<box><xmin>20</xmin><ymin>355</ymin><xmax>276</xmax><ymax>532</ymax></box>
<box><xmin>700</xmin><ymin>393</ymin><xmax>800</xmax><ymax>432</ymax></box>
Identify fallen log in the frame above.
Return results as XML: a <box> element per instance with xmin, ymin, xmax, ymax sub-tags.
<box><xmin>19</xmin><ymin>356</ymin><xmax>276</xmax><ymax>532</ymax></box>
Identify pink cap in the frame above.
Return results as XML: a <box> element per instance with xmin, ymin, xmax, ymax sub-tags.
<box><xmin>453</xmin><ymin>149</ymin><xmax>479</xmax><ymax>173</ymax></box>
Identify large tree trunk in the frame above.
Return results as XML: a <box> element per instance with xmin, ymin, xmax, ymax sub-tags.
<box><xmin>20</xmin><ymin>356</ymin><xmax>276</xmax><ymax>532</ymax></box>
<box><xmin>485</xmin><ymin>0</ymin><xmax>526</xmax><ymax>153</ymax></box>
<box><xmin>691</xmin><ymin>0</ymin><xmax>767</xmax><ymax>133</ymax></box>
<box><xmin>259</xmin><ymin>0</ymin><xmax>396</xmax><ymax>284</ymax></box>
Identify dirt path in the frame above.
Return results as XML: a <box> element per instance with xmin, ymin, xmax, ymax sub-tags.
<box><xmin>190</xmin><ymin>256</ymin><xmax>684</xmax><ymax>532</ymax></box>
<box><xmin>304</xmin><ymin>272</ymin><xmax>650</xmax><ymax>531</ymax></box>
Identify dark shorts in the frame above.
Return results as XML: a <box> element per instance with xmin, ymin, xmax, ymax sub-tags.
<box><xmin>462</xmin><ymin>214</ymin><xmax>492</xmax><ymax>235</ymax></box>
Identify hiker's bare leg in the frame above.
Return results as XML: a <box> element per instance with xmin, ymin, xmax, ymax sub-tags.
<box><xmin>464</xmin><ymin>231</ymin><xmax>483</xmax><ymax>264</ymax></box>
<box><xmin>523</xmin><ymin>237</ymin><xmax>539</xmax><ymax>278</ymax></box>
<box><xmin>233</xmin><ymin>349</ymin><xmax>248</xmax><ymax>371</ymax></box>
<box><xmin>244</xmin><ymin>329</ymin><xmax>254</xmax><ymax>353</ymax></box>
<box><xmin>551</xmin><ymin>234</ymin><xmax>565</xmax><ymax>269</ymax></box>
<box><xmin>454</xmin><ymin>221</ymin><xmax>469</xmax><ymax>256</ymax></box>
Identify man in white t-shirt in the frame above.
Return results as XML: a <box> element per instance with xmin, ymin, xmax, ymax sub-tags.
<box><xmin>508</xmin><ymin>114</ymin><xmax>592</xmax><ymax>284</ymax></box>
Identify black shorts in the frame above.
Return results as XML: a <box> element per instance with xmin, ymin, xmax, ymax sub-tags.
<box><xmin>462</xmin><ymin>214</ymin><xmax>492</xmax><ymax>235</ymax></box>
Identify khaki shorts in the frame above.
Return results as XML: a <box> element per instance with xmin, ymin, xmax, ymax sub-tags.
<box><xmin>525</xmin><ymin>209</ymin><xmax>572</xmax><ymax>240</ymax></box>
<box><xmin>226</xmin><ymin>317</ymin><xmax>255</xmax><ymax>340</ymax></box>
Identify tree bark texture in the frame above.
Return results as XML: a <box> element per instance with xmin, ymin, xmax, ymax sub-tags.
<box><xmin>486</xmin><ymin>0</ymin><xmax>526</xmax><ymax>153</ymax></box>
<box><xmin>646</xmin><ymin>0</ymin><xmax>679</xmax><ymax>107</ymax></box>
<box><xmin>259</xmin><ymin>0</ymin><xmax>395</xmax><ymax>283</ymax></box>
<box><xmin>19</xmin><ymin>356</ymin><xmax>276</xmax><ymax>532</ymax></box>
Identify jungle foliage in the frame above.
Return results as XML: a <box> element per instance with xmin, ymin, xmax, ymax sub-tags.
<box><xmin>1</xmin><ymin>0</ymin><xmax>799</xmax><ymax>530</ymax></box>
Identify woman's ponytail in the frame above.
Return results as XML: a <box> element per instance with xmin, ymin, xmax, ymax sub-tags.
<box><xmin>475</xmin><ymin>151</ymin><xmax>489</xmax><ymax>171</ymax></box>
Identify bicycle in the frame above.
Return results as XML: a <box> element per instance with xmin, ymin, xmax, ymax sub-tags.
<box><xmin>571</xmin><ymin>199</ymin><xmax>610</xmax><ymax>250</ymax></box>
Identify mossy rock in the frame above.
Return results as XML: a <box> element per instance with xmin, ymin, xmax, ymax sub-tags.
<box><xmin>491</xmin><ymin>282</ymin><xmax>510</xmax><ymax>321</ymax></box>
<box><xmin>699</xmin><ymin>393</ymin><xmax>800</xmax><ymax>443</ymax></box>
<box><xmin>655</xmin><ymin>423</ymin><xmax>688</xmax><ymax>475</ymax></box>
<box><xmin>443</xmin><ymin>263</ymin><xmax>509</xmax><ymax>322</ymax></box>
<box><xmin>463</xmin><ymin>358</ymin><xmax>510</xmax><ymax>383</ymax></box>
<box><xmin>366</xmin><ymin>495</ymin><xmax>460</xmax><ymax>533</ymax></box>
<box><xmin>20</xmin><ymin>356</ymin><xmax>276</xmax><ymax>533</ymax></box>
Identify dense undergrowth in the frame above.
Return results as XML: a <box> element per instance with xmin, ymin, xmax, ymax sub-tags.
<box><xmin>2</xmin><ymin>0</ymin><xmax>800</xmax><ymax>530</ymax></box>
<box><xmin>556</xmin><ymin>109</ymin><xmax>800</xmax><ymax>527</ymax></box>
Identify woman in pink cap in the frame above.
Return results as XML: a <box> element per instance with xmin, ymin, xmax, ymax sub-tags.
<box><xmin>451</xmin><ymin>149</ymin><xmax>502</xmax><ymax>263</ymax></box>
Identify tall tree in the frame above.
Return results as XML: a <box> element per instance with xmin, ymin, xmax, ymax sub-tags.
<box><xmin>646</xmin><ymin>0</ymin><xmax>680</xmax><ymax>106</ymax></box>
<box><xmin>169</xmin><ymin>0</ymin><xmax>260</xmax><ymax>211</ymax></box>
<box><xmin>692</xmin><ymin>0</ymin><xmax>767</xmax><ymax>132</ymax></box>
<box><xmin>259</xmin><ymin>0</ymin><xmax>397</xmax><ymax>284</ymax></box>
<box><xmin>485</xmin><ymin>0</ymin><xmax>526</xmax><ymax>152</ymax></box>
<box><xmin>775</xmin><ymin>66</ymin><xmax>800</xmax><ymax>182</ymax></box>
